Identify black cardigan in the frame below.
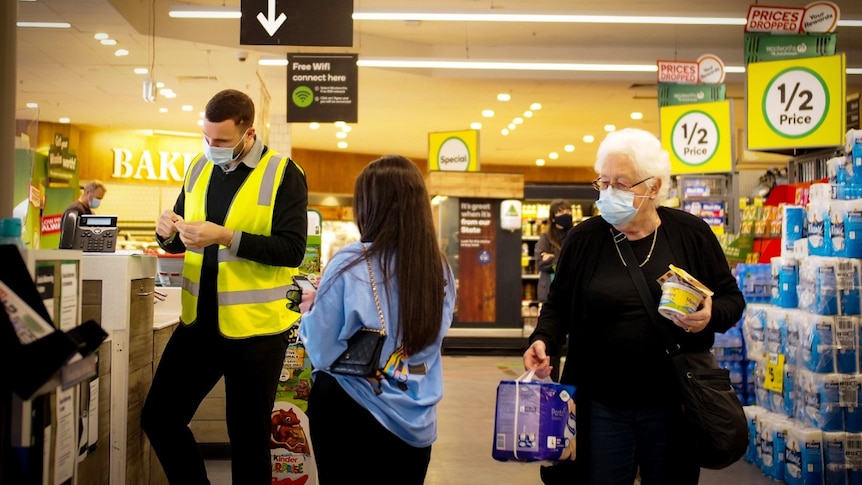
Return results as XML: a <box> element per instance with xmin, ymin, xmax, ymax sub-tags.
<box><xmin>529</xmin><ymin>206</ymin><xmax>746</xmax><ymax>387</ymax></box>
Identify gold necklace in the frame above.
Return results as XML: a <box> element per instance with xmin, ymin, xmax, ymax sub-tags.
<box><xmin>612</xmin><ymin>227</ymin><xmax>658</xmax><ymax>267</ymax></box>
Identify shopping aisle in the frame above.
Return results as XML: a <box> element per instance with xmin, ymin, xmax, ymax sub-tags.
<box><xmin>205</xmin><ymin>355</ymin><xmax>776</xmax><ymax>484</ymax></box>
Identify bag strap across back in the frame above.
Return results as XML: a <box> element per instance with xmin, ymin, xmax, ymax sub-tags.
<box><xmin>361</xmin><ymin>242</ymin><xmax>387</xmax><ymax>335</ymax></box>
<box><xmin>612</xmin><ymin>229</ymin><xmax>680</xmax><ymax>355</ymax></box>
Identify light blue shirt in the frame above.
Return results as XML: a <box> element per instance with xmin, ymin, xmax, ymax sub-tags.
<box><xmin>299</xmin><ymin>241</ymin><xmax>456</xmax><ymax>447</ymax></box>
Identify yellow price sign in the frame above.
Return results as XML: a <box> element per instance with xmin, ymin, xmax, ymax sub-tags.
<box><xmin>747</xmin><ymin>54</ymin><xmax>846</xmax><ymax>150</ymax></box>
<box><xmin>660</xmin><ymin>100</ymin><xmax>733</xmax><ymax>174</ymax></box>
<box><xmin>764</xmin><ymin>352</ymin><xmax>785</xmax><ymax>393</ymax></box>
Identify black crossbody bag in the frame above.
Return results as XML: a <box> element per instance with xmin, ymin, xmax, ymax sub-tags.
<box><xmin>329</xmin><ymin>243</ymin><xmax>387</xmax><ymax>377</ymax></box>
<box><xmin>614</xmin><ymin>229</ymin><xmax>748</xmax><ymax>470</ymax></box>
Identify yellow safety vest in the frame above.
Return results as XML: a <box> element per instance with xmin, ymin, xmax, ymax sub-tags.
<box><xmin>179</xmin><ymin>151</ymin><xmax>301</xmax><ymax>337</ymax></box>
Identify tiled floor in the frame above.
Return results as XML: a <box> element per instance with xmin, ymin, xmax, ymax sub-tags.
<box><xmin>205</xmin><ymin>355</ymin><xmax>777</xmax><ymax>484</ymax></box>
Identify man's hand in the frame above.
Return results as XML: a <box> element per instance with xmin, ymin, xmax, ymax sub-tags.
<box><xmin>174</xmin><ymin>220</ymin><xmax>234</xmax><ymax>250</ymax></box>
<box><xmin>156</xmin><ymin>210</ymin><xmax>182</xmax><ymax>240</ymax></box>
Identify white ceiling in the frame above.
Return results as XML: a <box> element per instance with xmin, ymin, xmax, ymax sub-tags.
<box><xmin>14</xmin><ymin>0</ymin><xmax>862</xmax><ymax>168</ymax></box>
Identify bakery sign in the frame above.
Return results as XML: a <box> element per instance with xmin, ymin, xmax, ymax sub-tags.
<box><xmin>111</xmin><ymin>148</ymin><xmax>197</xmax><ymax>182</ymax></box>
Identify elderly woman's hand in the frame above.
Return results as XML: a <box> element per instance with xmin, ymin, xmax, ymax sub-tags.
<box><xmin>523</xmin><ymin>340</ymin><xmax>553</xmax><ymax>379</ymax></box>
<box><xmin>672</xmin><ymin>295</ymin><xmax>713</xmax><ymax>333</ymax></box>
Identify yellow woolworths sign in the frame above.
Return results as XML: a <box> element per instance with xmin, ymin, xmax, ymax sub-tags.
<box><xmin>747</xmin><ymin>54</ymin><xmax>846</xmax><ymax>150</ymax></box>
<box><xmin>660</xmin><ymin>100</ymin><xmax>733</xmax><ymax>174</ymax></box>
<box><xmin>428</xmin><ymin>129</ymin><xmax>479</xmax><ymax>171</ymax></box>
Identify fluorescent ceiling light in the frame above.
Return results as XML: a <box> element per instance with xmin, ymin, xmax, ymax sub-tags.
<box><xmin>353</xmin><ymin>12</ymin><xmax>746</xmax><ymax>25</ymax></box>
<box><xmin>16</xmin><ymin>22</ymin><xmax>71</xmax><ymax>28</ymax></box>
<box><xmin>359</xmin><ymin>59</ymin><xmax>660</xmax><ymax>72</ymax></box>
<box><xmin>168</xmin><ymin>5</ymin><xmax>241</xmax><ymax>19</ymax></box>
<box><xmin>165</xmin><ymin>6</ymin><xmax>862</xmax><ymax>27</ymax></box>
<box><xmin>262</xmin><ymin>57</ymin><xmax>862</xmax><ymax>75</ymax></box>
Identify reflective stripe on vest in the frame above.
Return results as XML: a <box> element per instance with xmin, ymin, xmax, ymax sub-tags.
<box><xmin>179</xmin><ymin>151</ymin><xmax>300</xmax><ymax>337</ymax></box>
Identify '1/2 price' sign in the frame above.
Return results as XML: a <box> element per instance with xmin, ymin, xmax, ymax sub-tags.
<box><xmin>763</xmin><ymin>67</ymin><xmax>828</xmax><ymax>138</ymax></box>
<box><xmin>660</xmin><ymin>100</ymin><xmax>733</xmax><ymax>174</ymax></box>
<box><xmin>747</xmin><ymin>54</ymin><xmax>845</xmax><ymax>151</ymax></box>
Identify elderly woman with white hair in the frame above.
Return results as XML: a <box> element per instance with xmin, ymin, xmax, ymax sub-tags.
<box><xmin>523</xmin><ymin>128</ymin><xmax>745</xmax><ymax>485</ymax></box>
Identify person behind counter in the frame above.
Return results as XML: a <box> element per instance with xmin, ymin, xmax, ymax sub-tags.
<box><xmin>141</xmin><ymin>88</ymin><xmax>309</xmax><ymax>484</ymax></box>
<box><xmin>522</xmin><ymin>127</ymin><xmax>745</xmax><ymax>485</ymax></box>
<box><xmin>59</xmin><ymin>180</ymin><xmax>106</xmax><ymax>236</ymax></box>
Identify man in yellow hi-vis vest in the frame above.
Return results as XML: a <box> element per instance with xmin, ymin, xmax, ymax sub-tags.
<box><xmin>142</xmin><ymin>89</ymin><xmax>308</xmax><ymax>484</ymax></box>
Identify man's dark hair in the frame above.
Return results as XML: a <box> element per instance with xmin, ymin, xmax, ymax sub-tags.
<box><xmin>205</xmin><ymin>89</ymin><xmax>255</xmax><ymax>130</ymax></box>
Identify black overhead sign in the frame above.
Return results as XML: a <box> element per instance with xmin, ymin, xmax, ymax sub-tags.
<box><xmin>286</xmin><ymin>53</ymin><xmax>358</xmax><ymax>123</ymax></box>
<box><xmin>240</xmin><ymin>0</ymin><xmax>353</xmax><ymax>47</ymax></box>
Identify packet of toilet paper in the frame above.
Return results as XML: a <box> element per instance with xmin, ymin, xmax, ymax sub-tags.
<box><xmin>656</xmin><ymin>264</ymin><xmax>714</xmax><ymax>297</ymax></box>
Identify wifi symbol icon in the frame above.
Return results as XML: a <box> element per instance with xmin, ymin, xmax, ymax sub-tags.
<box><xmin>292</xmin><ymin>86</ymin><xmax>314</xmax><ymax>108</ymax></box>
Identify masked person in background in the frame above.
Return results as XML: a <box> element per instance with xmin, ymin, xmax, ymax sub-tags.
<box><xmin>142</xmin><ymin>89</ymin><xmax>308</xmax><ymax>485</ymax></box>
<box><xmin>523</xmin><ymin>128</ymin><xmax>744</xmax><ymax>485</ymax></box>
<box><xmin>535</xmin><ymin>199</ymin><xmax>573</xmax><ymax>382</ymax></box>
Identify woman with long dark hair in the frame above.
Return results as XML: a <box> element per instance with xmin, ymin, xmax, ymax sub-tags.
<box><xmin>299</xmin><ymin>155</ymin><xmax>456</xmax><ymax>484</ymax></box>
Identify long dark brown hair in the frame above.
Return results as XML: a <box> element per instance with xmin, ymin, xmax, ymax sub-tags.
<box><xmin>349</xmin><ymin>155</ymin><xmax>448</xmax><ymax>355</ymax></box>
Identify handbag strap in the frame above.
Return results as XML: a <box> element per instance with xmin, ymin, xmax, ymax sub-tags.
<box><xmin>361</xmin><ymin>243</ymin><xmax>387</xmax><ymax>335</ymax></box>
<box><xmin>612</xmin><ymin>228</ymin><xmax>680</xmax><ymax>354</ymax></box>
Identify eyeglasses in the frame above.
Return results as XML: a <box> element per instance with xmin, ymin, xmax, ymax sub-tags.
<box><xmin>591</xmin><ymin>176</ymin><xmax>653</xmax><ymax>192</ymax></box>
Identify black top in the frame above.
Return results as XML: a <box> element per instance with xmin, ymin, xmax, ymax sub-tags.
<box><xmin>530</xmin><ymin>207</ymin><xmax>746</xmax><ymax>408</ymax></box>
<box><xmin>159</xmin><ymin>146</ymin><xmax>308</xmax><ymax>325</ymax></box>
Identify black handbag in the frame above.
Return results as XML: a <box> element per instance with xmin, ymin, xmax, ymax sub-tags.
<box><xmin>329</xmin><ymin>243</ymin><xmax>387</xmax><ymax>377</ymax></box>
<box><xmin>614</xmin><ymin>229</ymin><xmax>748</xmax><ymax>470</ymax></box>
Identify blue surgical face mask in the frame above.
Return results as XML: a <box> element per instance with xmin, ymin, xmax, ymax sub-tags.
<box><xmin>89</xmin><ymin>197</ymin><xmax>101</xmax><ymax>209</ymax></box>
<box><xmin>203</xmin><ymin>130</ymin><xmax>248</xmax><ymax>167</ymax></box>
<box><xmin>595</xmin><ymin>188</ymin><xmax>645</xmax><ymax>226</ymax></box>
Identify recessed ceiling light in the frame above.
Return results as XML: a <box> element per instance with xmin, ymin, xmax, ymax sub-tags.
<box><xmin>159</xmin><ymin>107</ymin><xmax>168</xmax><ymax>113</ymax></box>
<box><xmin>342</xmin><ymin>126</ymin><xmax>352</xmax><ymax>133</ymax></box>
<box><xmin>25</xmin><ymin>102</ymin><xmax>38</xmax><ymax>108</ymax></box>
<box><xmin>335</xmin><ymin>121</ymin><xmax>346</xmax><ymax>127</ymax></box>
<box><xmin>583</xmin><ymin>135</ymin><xmax>595</xmax><ymax>143</ymax></box>
<box><xmin>134</xmin><ymin>67</ymin><xmax>149</xmax><ymax>74</ymax></box>
<box><xmin>482</xmin><ymin>109</ymin><xmax>494</xmax><ymax>117</ymax></box>
<box><xmin>114</xmin><ymin>49</ymin><xmax>129</xmax><ymax>56</ymax></box>
<box><xmin>100</xmin><ymin>39</ymin><xmax>117</xmax><ymax>46</ymax></box>
<box><xmin>536</xmin><ymin>159</ymin><xmax>546</xmax><ymax>166</ymax></box>
<box><xmin>523</xmin><ymin>111</ymin><xmax>533</xmax><ymax>118</ymax></box>
<box><xmin>199</xmin><ymin>112</ymin><xmax>205</xmax><ymax>118</ymax></box>
<box><xmin>470</xmin><ymin>122</ymin><xmax>482</xmax><ymax>130</ymax></box>
<box><xmin>156</xmin><ymin>82</ymin><xmax>165</xmax><ymax>88</ymax></box>
<box><xmin>337</xmin><ymin>141</ymin><xmax>348</xmax><ymax>149</ymax></box>
<box><xmin>513</xmin><ymin>117</ymin><xmax>524</xmax><ymax>124</ymax></box>
<box><xmin>549</xmin><ymin>152</ymin><xmax>559</xmax><ymax>159</ymax></box>
<box><xmin>604</xmin><ymin>124</ymin><xmax>616</xmax><ymax>132</ymax></box>
<box><xmin>309</xmin><ymin>122</ymin><xmax>320</xmax><ymax>130</ymax></box>
<box><xmin>508</xmin><ymin>123</ymin><xmax>516</xmax><ymax>130</ymax></box>
<box><xmin>530</xmin><ymin>103</ymin><xmax>542</xmax><ymax>110</ymax></box>
<box><xmin>94</xmin><ymin>33</ymin><xmax>109</xmax><ymax>40</ymax></box>
<box><xmin>501</xmin><ymin>129</ymin><xmax>509</xmax><ymax>135</ymax></box>
<box><xmin>564</xmin><ymin>144</ymin><xmax>575</xmax><ymax>152</ymax></box>
<box><xmin>335</xmin><ymin>132</ymin><xmax>347</xmax><ymax>139</ymax></box>
<box><xmin>59</xmin><ymin>117</ymin><xmax>70</xmax><ymax>123</ymax></box>
<box><xmin>181</xmin><ymin>105</ymin><xmax>193</xmax><ymax>111</ymax></box>
<box><xmin>630</xmin><ymin>112</ymin><xmax>644</xmax><ymax>120</ymax></box>
<box><xmin>197</xmin><ymin>119</ymin><xmax>204</xmax><ymax>126</ymax></box>
<box><xmin>497</xmin><ymin>93</ymin><xmax>511</xmax><ymax>101</ymax></box>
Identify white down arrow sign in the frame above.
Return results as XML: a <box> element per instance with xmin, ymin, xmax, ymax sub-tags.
<box><xmin>256</xmin><ymin>0</ymin><xmax>287</xmax><ymax>36</ymax></box>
